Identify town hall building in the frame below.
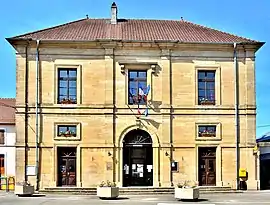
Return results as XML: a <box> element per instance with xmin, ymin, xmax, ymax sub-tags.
<box><xmin>7</xmin><ymin>2</ymin><xmax>264</xmax><ymax>190</ymax></box>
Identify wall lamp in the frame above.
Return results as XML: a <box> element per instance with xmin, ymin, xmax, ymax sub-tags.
<box><xmin>108</xmin><ymin>151</ymin><xmax>112</xmax><ymax>156</ymax></box>
<box><xmin>165</xmin><ymin>151</ymin><xmax>170</xmax><ymax>157</ymax></box>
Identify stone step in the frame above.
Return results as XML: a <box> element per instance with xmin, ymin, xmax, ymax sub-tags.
<box><xmin>40</xmin><ymin>186</ymin><xmax>236</xmax><ymax>195</ymax></box>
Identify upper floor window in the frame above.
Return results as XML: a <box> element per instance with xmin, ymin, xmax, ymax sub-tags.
<box><xmin>198</xmin><ymin>125</ymin><xmax>216</xmax><ymax>137</ymax></box>
<box><xmin>0</xmin><ymin>130</ymin><xmax>5</xmax><ymax>145</ymax></box>
<box><xmin>128</xmin><ymin>70</ymin><xmax>147</xmax><ymax>105</ymax></box>
<box><xmin>57</xmin><ymin>125</ymin><xmax>77</xmax><ymax>137</ymax></box>
<box><xmin>58</xmin><ymin>69</ymin><xmax>77</xmax><ymax>104</ymax></box>
<box><xmin>198</xmin><ymin>71</ymin><xmax>215</xmax><ymax>105</ymax></box>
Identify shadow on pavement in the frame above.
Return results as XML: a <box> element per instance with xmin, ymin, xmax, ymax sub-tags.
<box><xmin>178</xmin><ymin>198</ymin><xmax>209</xmax><ymax>202</ymax></box>
<box><xmin>99</xmin><ymin>197</ymin><xmax>129</xmax><ymax>200</ymax></box>
<box><xmin>17</xmin><ymin>194</ymin><xmax>46</xmax><ymax>197</ymax></box>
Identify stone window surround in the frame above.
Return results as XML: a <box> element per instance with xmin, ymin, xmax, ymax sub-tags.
<box><xmin>54</xmin><ymin>64</ymin><xmax>82</xmax><ymax>106</ymax></box>
<box><xmin>54</xmin><ymin>122</ymin><xmax>81</xmax><ymax>141</ymax></box>
<box><xmin>194</xmin><ymin>63</ymin><xmax>221</xmax><ymax>106</ymax></box>
<box><xmin>119</xmin><ymin>63</ymin><xmax>156</xmax><ymax>107</ymax></box>
<box><xmin>195</xmin><ymin>122</ymin><xmax>222</xmax><ymax>141</ymax></box>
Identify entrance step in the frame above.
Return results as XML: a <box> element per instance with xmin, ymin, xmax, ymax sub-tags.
<box><xmin>41</xmin><ymin>186</ymin><xmax>236</xmax><ymax>195</ymax></box>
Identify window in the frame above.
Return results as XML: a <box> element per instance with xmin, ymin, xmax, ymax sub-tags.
<box><xmin>198</xmin><ymin>71</ymin><xmax>215</xmax><ymax>105</ymax></box>
<box><xmin>198</xmin><ymin>125</ymin><xmax>216</xmax><ymax>137</ymax></box>
<box><xmin>57</xmin><ymin>125</ymin><xmax>77</xmax><ymax>137</ymax></box>
<box><xmin>58</xmin><ymin>69</ymin><xmax>77</xmax><ymax>104</ymax></box>
<box><xmin>128</xmin><ymin>70</ymin><xmax>147</xmax><ymax>105</ymax></box>
<box><xmin>0</xmin><ymin>130</ymin><xmax>4</xmax><ymax>145</ymax></box>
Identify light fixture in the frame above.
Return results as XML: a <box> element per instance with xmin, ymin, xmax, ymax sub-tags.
<box><xmin>136</xmin><ymin>118</ymin><xmax>141</xmax><ymax>126</ymax></box>
<box><xmin>108</xmin><ymin>151</ymin><xmax>112</xmax><ymax>156</ymax></box>
<box><xmin>165</xmin><ymin>151</ymin><xmax>169</xmax><ymax>157</ymax></box>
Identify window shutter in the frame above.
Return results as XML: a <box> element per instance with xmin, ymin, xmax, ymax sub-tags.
<box><xmin>0</xmin><ymin>130</ymin><xmax>5</xmax><ymax>144</ymax></box>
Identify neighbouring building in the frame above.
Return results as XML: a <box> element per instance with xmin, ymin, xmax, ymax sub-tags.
<box><xmin>7</xmin><ymin>2</ymin><xmax>264</xmax><ymax>190</ymax></box>
<box><xmin>0</xmin><ymin>98</ymin><xmax>16</xmax><ymax>179</ymax></box>
<box><xmin>257</xmin><ymin>132</ymin><xmax>270</xmax><ymax>190</ymax></box>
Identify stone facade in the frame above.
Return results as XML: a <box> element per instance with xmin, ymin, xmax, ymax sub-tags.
<box><xmin>13</xmin><ymin>41</ymin><xmax>259</xmax><ymax>190</ymax></box>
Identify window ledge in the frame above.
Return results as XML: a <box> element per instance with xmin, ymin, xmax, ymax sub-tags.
<box><xmin>195</xmin><ymin>137</ymin><xmax>221</xmax><ymax>141</ymax></box>
<box><xmin>54</xmin><ymin>137</ymin><xmax>81</xmax><ymax>141</ymax></box>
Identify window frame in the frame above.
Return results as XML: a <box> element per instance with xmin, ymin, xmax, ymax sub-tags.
<box><xmin>57</xmin><ymin>125</ymin><xmax>77</xmax><ymax>137</ymax></box>
<box><xmin>198</xmin><ymin>125</ymin><xmax>217</xmax><ymax>137</ymax></box>
<box><xmin>195</xmin><ymin>123</ymin><xmax>222</xmax><ymax>141</ymax></box>
<box><xmin>198</xmin><ymin>70</ymin><xmax>216</xmax><ymax>105</ymax></box>
<box><xmin>54</xmin><ymin>123</ymin><xmax>81</xmax><ymax>141</ymax></box>
<box><xmin>57</xmin><ymin>68</ymin><xmax>77</xmax><ymax>104</ymax></box>
<box><xmin>128</xmin><ymin>70</ymin><xmax>148</xmax><ymax>105</ymax></box>
<box><xmin>194</xmin><ymin>64</ymin><xmax>221</xmax><ymax>106</ymax></box>
<box><xmin>54</xmin><ymin>64</ymin><xmax>82</xmax><ymax>106</ymax></box>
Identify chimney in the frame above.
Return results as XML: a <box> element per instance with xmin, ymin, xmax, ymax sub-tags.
<box><xmin>111</xmin><ymin>2</ymin><xmax>117</xmax><ymax>24</ymax></box>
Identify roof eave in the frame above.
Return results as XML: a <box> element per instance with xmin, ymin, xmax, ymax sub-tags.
<box><xmin>6</xmin><ymin>38</ymin><xmax>265</xmax><ymax>52</ymax></box>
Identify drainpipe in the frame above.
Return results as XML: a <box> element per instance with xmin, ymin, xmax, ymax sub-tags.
<box><xmin>169</xmin><ymin>49</ymin><xmax>173</xmax><ymax>187</ymax></box>
<box><xmin>35</xmin><ymin>40</ymin><xmax>40</xmax><ymax>191</ymax></box>
<box><xmin>24</xmin><ymin>41</ymin><xmax>30</xmax><ymax>182</ymax></box>
<box><xmin>234</xmin><ymin>42</ymin><xmax>240</xmax><ymax>190</ymax></box>
<box><xmin>112</xmin><ymin>48</ymin><xmax>116</xmax><ymax>183</ymax></box>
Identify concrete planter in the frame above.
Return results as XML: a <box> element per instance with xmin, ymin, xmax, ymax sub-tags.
<box><xmin>15</xmin><ymin>185</ymin><xmax>34</xmax><ymax>196</ymax></box>
<box><xmin>174</xmin><ymin>187</ymin><xmax>199</xmax><ymax>200</ymax></box>
<box><xmin>97</xmin><ymin>187</ymin><xmax>119</xmax><ymax>199</ymax></box>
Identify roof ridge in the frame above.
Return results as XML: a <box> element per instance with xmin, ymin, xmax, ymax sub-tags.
<box><xmin>10</xmin><ymin>18</ymin><xmax>88</xmax><ymax>39</ymax></box>
<box><xmin>0</xmin><ymin>98</ymin><xmax>15</xmax><ymax>100</ymax></box>
<box><xmin>182</xmin><ymin>19</ymin><xmax>258</xmax><ymax>43</ymax></box>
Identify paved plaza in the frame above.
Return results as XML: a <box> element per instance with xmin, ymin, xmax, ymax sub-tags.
<box><xmin>1</xmin><ymin>191</ymin><xmax>270</xmax><ymax>205</ymax></box>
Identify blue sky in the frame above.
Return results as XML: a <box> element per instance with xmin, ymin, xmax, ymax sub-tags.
<box><xmin>1</xmin><ymin>0</ymin><xmax>269</xmax><ymax>137</ymax></box>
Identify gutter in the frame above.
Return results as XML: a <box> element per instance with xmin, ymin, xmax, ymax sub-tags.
<box><xmin>35</xmin><ymin>40</ymin><xmax>40</xmax><ymax>191</ymax></box>
<box><xmin>234</xmin><ymin>42</ymin><xmax>240</xmax><ymax>190</ymax></box>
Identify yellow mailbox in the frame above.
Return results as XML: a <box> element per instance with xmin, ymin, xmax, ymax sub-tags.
<box><xmin>239</xmin><ymin>168</ymin><xmax>247</xmax><ymax>178</ymax></box>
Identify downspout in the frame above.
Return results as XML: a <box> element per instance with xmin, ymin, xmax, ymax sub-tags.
<box><xmin>24</xmin><ymin>41</ymin><xmax>30</xmax><ymax>182</ymax></box>
<box><xmin>234</xmin><ymin>42</ymin><xmax>240</xmax><ymax>190</ymax></box>
<box><xmin>112</xmin><ymin>48</ymin><xmax>116</xmax><ymax>183</ymax></box>
<box><xmin>35</xmin><ymin>40</ymin><xmax>40</xmax><ymax>191</ymax></box>
<box><xmin>169</xmin><ymin>49</ymin><xmax>173</xmax><ymax>187</ymax></box>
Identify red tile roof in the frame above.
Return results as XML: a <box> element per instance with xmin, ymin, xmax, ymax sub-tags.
<box><xmin>0</xmin><ymin>98</ymin><xmax>15</xmax><ymax>124</ymax></box>
<box><xmin>7</xmin><ymin>18</ymin><xmax>262</xmax><ymax>44</ymax></box>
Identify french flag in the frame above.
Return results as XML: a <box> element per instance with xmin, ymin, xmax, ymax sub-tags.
<box><xmin>138</xmin><ymin>85</ymin><xmax>150</xmax><ymax>102</ymax></box>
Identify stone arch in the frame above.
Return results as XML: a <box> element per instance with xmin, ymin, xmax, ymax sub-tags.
<box><xmin>118</xmin><ymin>125</ymin><xmax>160</xmax><ymax>148</ymax></box>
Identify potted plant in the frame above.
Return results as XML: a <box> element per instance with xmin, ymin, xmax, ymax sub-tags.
<box><xmin>199</xmin><ymin>98</ymin><xmax>215</xmax><ymax>105</ymax></box>
<box><xmin>175</xmin><ymin>180</ymin><xmax>199</xmax><ymax>200</ymax></box>
<box><xmin>199</xmin><ymin>130</ymin><xmax>215</xmax><ymax>137</ymax></box>
<box><xmin>15</xmin><ymin>181</ymin><xmax>34</xmax><ymax>196</ymax></box>
<box><xmin>59</xmin><ymin>130</ymin><xmax>76</xmax><ymax>137</ymax></box>
<box><xmin>97</xmin><ymin>180</ymin><xmax>119</xmax><ymax>199</ymax></box>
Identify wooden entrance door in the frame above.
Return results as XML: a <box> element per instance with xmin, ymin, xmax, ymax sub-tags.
<box><xmin>199</xmin><ymin>147</ymin><xmax>216</xmax><ymax>186</ymax></box>
<box><xmin>0</xmin><ymin>155</ymin><xmax>4</xmax><ymax>177</ymax></box>
<box><xmin>57</xmin><ymin>147</ymin><xmax>76</xmax><ymax>186</ymax></box>
<box><xmin>123</xmin><ymin>129</ymin><xmax>153</xmax><ymax>187</ymax></box>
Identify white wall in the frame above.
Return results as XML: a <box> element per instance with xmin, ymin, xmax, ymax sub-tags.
<box><xmin>0</xmin><ymin>125</ymin><xmax>16</xmax><ymax>177</ymax></box>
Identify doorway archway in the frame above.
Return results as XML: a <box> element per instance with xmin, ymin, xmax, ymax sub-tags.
<box><xmin>122</xmin><ymin>129</ymin><xmax>153</xmax><ymax>187</ymax></box>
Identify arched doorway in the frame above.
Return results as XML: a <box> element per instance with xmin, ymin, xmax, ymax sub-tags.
<box><xmin>123</xmin><ymin>129</ymin><xmax>153</xmax><ymax>187</ymax></box>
